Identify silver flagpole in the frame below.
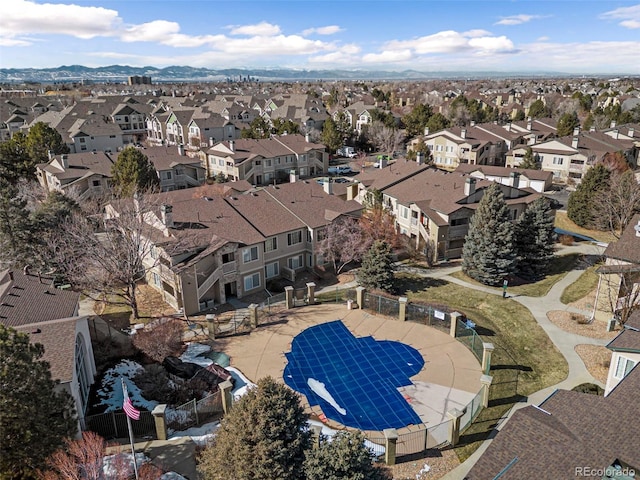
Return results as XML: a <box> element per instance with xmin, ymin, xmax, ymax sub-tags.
<box><xmin>122</xmin><ymin>379</ymin><xmax>139</xmax><ymax>480</ymax></box>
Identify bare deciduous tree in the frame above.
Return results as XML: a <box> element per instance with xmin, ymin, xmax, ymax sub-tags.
<box><xmin>316</xmin><ymin>216</ymin><xmax>366</xmax><ymax>274</ymax></box>
<box><xmin>365</xmin><ymin>120</ymin><xmax>405</xmax><ymax>154</ymax></box>
<box><xmin>598</xmin><ymin>269</ymin><xmax>640</xmax><ymax>326</ymax></box>
<box><xmin>593</xmin><ymin>170</ymin><xmax>640</xmax><ymax>238</ymax></box>
<box><xmin>132</xmin><ymin>318</ymin><xmax>184</xmax><ymax>362</ymax></box>
<box><xmin>42</xmin><ymin>432</ymin><xmax>106</xmax><ymax>480</ymax></box>
<box><xmin>52</xmin><ymin>193</ymin><xmax>190</xmax><ymax>319</ymax></box>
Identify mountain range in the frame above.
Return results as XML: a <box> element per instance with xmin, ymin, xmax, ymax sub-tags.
<box><xmin>0</xmin><ymin>64</ymin><xmax>575</xmax><ymax>83</ymax></box>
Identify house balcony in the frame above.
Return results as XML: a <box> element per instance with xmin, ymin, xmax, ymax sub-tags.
<box><xmin>175</xmin><ymin>174</ymin><xmax>202</xmax><ymax>187</ymax></box>
<box><xmin>222</xmin><ymin>262</ymin><xmax>236</xmax><ymax>274</ymax></box>
<box><xmin>418</xmin><ymin>221</ymin><xmax>430</xmax><ymax>241</ymax></box>
<box><xmin>448</xmin><ymin>225</ymin><xmax>468</xmax><ymax>240</ymax></box>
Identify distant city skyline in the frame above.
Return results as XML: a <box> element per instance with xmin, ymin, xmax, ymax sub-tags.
<box><xmin>1</xmin><ymin>0</ymin><xmax>639</xmax><ymax>74</ymax></box>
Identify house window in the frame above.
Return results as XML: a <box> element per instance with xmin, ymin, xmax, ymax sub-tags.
<box><xmin>222</xmin><ymin>252</ymin><xmax>235</xmax><ymax>264</ymax></box>
<box><xmin>242</xmin><ymin>246</ymin><xmax>259</xmax><ymax>263</ymax></box>
<box><xmin>243</xmin><ymin>272</ymin><xmax>260</xmax><ymax>291</ymax></box>
<box><xmin>79</xmin><ymin>137</ymin><xmax>86</xmax><ymax>143</ymax></box>
<box><xmin>163</xmin><ymin>171</ymin><xmax>172</xmax><ymax>180</ymax></box>
<box><xmin>109</xmin><ymin>135</ymin><xmax>116</xmax><ymax>138</ymax></box>
<box><xmin>265</xmin><ymin>237</ymin><xmax>277</xmax><ymax>252</ymax></box>
<box><xmin>552</xmin><ymin>157</ymin><xmax>563</xmax><ymax>165</ymax></box>
<box><xmin>74</xmin><ymin>335</ymin><xmax>91</xmax><ymax>414</ymax></box>
<box><xmin>401</xmin><ymin>207</ymin><xmax>409</xmax><ymax>219</ymax></box>
<box><xmin>92</xmin><ymin>180</ymin><xmax>101</xmax><ymax>187</ymax></box>
<box><xmin>152</xmin><ymin>272</ymin><xmax>161</xmax><ymax>286</ymax></box>
<box><xmin>255</xmin><ymin>160</ymin><xmax>262</xmax><ymax>166</ymax></box>
<box><xmin>288</xmin><ymin>255</ymin><xmax>303</xmax><ymax>270</ymax></box>
<box><xmin>265</xmin><ymin>262</ymin><xmax>279</xmax><ymax>279</ymax></box>
<box><xmin>218</xmin><ymin>159</ymin><xmax>224</xmax><ymax>166</ymax></box>
<box><xmin>307</xmin><ymin>230</ymin><xmax>312</xmax><ymax>242</ymax></box>
<box><xmin>614</xmin><ymin>356</ymin><xmax>637</xmax><ymax>379</ymax></box>
<box><xmin>287</xmin><ymin>230</ymin><xmax>302</xmax><ymax>246</ymax></box>
<box><xmin>175</xmin><ymin>168</ymin><xmax>184</xmax><ymax>176</ymax></box>
<box><xmin>265</xmin><ymin>159</ymin><xmax>272</xmax><ymax>167</ymax></box>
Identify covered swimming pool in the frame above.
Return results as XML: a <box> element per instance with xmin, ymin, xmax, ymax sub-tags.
<box><xmin>283</xmin><ymin>320</ymin><xmax>425</xmax><ymax>431</ymax></box>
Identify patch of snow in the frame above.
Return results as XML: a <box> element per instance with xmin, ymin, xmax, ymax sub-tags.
<box><xmin>160</xmin><ymin>473</ymin><xmax>188</xmax><ymax>480</ymax></box>
<box><xmin>180</xmin><ymin>343</ymin><xmax>212</xmax><ymax>366</ymax></box>
<box><xmin>307</xmin><ymin>419</ymin><xmax>385</xmax><ymax>456</ymax></box>
<box><xmin>168</xmin><ymin>420</ymin><xmax>220</xmax><ymax>446</ymax></box>
<box><xmin>307</xmin><ymin>378</ymin><xmax>346</xmax><ymax>415</ymax></box>
<box><xmin>226</xmin><ymin>366</ymin><xmax>255</xmax><ymax>399</ymax></box>
<box><xmin>103</xmin><ymin>452</ymin><xmax>148</xmax><ymax>479</ymax></box>
<box><xmin>97</xmin><ymin>360</ymin><xmax>158</xmax><ymax>413</ymax></box>
<box><xmin>416</xmin><ymin>463</ymin><xmax>431</xmax><ymax>479</ymax></box>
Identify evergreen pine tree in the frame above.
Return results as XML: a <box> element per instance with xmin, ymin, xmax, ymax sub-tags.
<box><xmin>198</xmin><ymin>377</ymin><xmax>311</xmax><ymax>480</ymax></box>
<box><xmin>321</xmin><ymin>117</ymin><xmax>343</xmax><ymax>153</ymax></box>
<box><xmin>567</xmin><ymin>164</ymin><xmax>611</xmax><ymax>227</ymax></box>
<box><xmin>358</xmin><ymin>240</ymin><xmax>394</xmax><ymax>292</ymax></box>
<box><xmin>519</xmin><ymin>147</ymin><xmax>539</xmax><ymax>170</ymax></box>
<box><xmin>556</xmin><ymin>111</ymin><xmax>581</xmax><ymax>137</ymax></box>
<box><xmin>0</xmin><ymin>179</ymin><xmax>36</xmax><ymax>269</ymax></box>
<box><xmin>514</xmin><ymin>198</ymin><xmax>556</xmax><ymax>279</ymax></box>
<box><xmin>0</xmin><ymin>324</ymin><xmax>77</xmax><ymax>479</ymax></box>
<box><xmin>304</xmin><ymin>431</ymin><xmax>392</xmax><ymax>480</ymax></box>
<box><xmin>111</xmin><ymin>147</ymin><xmax>160</xmax><ymax>197</ymax></box>
<box><xmin>462</xmin><ymin>183</ymin><xmax>516</xmax><ymax>286</ymax></box>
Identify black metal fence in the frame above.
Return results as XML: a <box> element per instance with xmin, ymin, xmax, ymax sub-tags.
<box><xmin>83</xmin><ymin>410</ymin><xmax>156</xmax><ymax>440</ymax></box>
<box><xmin>362</xmin><ymin>292</ymin><xmax>400</xmax><ymax>317</ymax></box>
<box><xmin>405</xmin><ymin>303</ymin><xmax>452</xmax><ymax>334</ymax></box>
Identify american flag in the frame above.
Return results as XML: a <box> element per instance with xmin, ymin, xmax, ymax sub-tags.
<box><xmin>122</xmin><ymin>380</ymin><xmax>140</xmax><ymax>421</ymax></box>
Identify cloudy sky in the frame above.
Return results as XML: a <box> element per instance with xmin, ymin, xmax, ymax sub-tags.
<box><xmin>1</xmin><ymin>0</ymin><xmax>639</xmax><ymax>73</ymax></box>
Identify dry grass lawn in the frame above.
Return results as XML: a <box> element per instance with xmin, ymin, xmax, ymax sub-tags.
<box><xmin>554</xmin><ymin>211</ymin><xmax>617</xmax><ymax>243</ymax></box>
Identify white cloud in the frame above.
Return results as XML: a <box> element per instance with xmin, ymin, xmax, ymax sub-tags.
<box><xmin>362</xmin><ymin>49</ymin><xmax>413</xmax><ymax>64</ymax></box>
<box><xmin>495</xmin><ymin>14</ymin><xmax>544</xmax><ymax>26</ymax></box>
<box><xmin>537</xmin><ymin>36</ymin><xmax>550</xmax><ymax>42</ymax></box>
<box><xmin>468</xmin><ymin>36</ymin><xmax>517</xmax><ymax>53</ymax></box>
<box><xmin>121</xmin><ymin>20</ymin><xmax>180</xmax><ymax>43</ymax></box>
<box><xmin>229</xmin><ymin>22</ymin><xmax>281</xmax><ymax>36</ymax></box>
<box><xmin>302</xmin><ymin>25</ymin><xmax>343</xmax><ymax>36</ymax></box>
<box><xmin>0</xmin><ymin>37</ymin><xmax>33</xmax><ymax>47</ymax></box>
<box><xmin>600</xmin><ymin>4</ymin><xmax>640</xmax><ymax>28</ymax></box>
<box><xmin>2</xmin><ymin>0</ymin><xmax>122</xmax><ymax>41</ymax></box>
<box><xmin>463</xmin><ymin>29</ymin><xmax>492</xmax><ymax>38</ymax></box>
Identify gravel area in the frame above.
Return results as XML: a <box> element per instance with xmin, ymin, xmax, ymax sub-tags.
<box><xmin>568</xmin><ymin>287</ymin><xmax>597</xmax><ymax>312</ymax></box>
<box><xmin>575</xmin><ymin>344</ymin><xmax>611</xmax><ymax>384</ymax></box>
<box><xmin>388</xmin><ymin>448</ymin><xmax>460</xmax><ymax>480</ymax></box>
<box><xmin>546</xmin><ymin>311</ymin><xmax>618</xmax><ymax>340</ymax></box>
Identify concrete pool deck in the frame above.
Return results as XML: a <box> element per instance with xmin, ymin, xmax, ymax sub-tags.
<box><xmin>209</xmin><ymin>303</ymin><xmax>483</xmax><ymax>431</ymax></box>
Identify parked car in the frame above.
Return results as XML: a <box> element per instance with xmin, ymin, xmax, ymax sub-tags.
<box><xmin>337</xmin><ymin>146</ymin><xmax>357</xmax><ymax>158</ymax></box>
<box><xmin>328</xmin><ymin>165</ymin><xmax>353</xmax><ymax>175</ymax></box>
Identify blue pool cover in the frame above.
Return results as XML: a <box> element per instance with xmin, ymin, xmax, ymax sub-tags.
<box><xmin>283</xmin><ymin>320</ymin><xmax>424</xmax><ymax>431</ymax></box>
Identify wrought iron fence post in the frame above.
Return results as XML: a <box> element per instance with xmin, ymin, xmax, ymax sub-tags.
<box><xmin>112</xmin><ymin>411</ymin><xmax>118</xmax><ymax>438</ymax></box>
<box><xmin>193</xmin><ymin>398</ymin><xmax>199</xmax><ymax>426</ymax></box>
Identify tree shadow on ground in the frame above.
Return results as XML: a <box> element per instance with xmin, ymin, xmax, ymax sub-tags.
<box><xmin>488</xmin><ymin>394</ymin><xmax>528</xmax><ymax>408</ymax></box>
<box><xmin>393</xmin><ymin>274</ymin><xmax>448</xmax><ymax>296</ymax></box>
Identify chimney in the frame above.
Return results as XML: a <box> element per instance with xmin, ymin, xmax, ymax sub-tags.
<box><xmin>378</xmin><ymin>158</ymin><xmax>388</xmax><ymax>169</ymax></box>
<box><xmin>424</xmin><ymin>127</ymin><xmax>429</xmax><ymax>136</ymax></box>
<box><xmin>470</xmin><ymin>121</ymin><xmax>476</xmax><ymax>127</ymax></box>
<box><xmin>506</xmin><ymin>123</ymin><xmax>512</xmax><ymax>132</ymax></box>
<box><xmin>47</xmin><ymin>150</ymin><xmax>54</xmax><ymax>161</ymax></box>
<box><xmin>209</xmin><ymin>137</ymin><xmax>214</xmax><ymax>147</ymax></box>
<box><xmin>416</xmin><ymin>151</ymin><xmax>424</xmax><ymax>165</ymax></box>
<box><xmin>289</xmin><ymin>169</ymin><xmax>298</xmax><ymax>183</ymax></box>
<box><xmin>572</xmin><ymin>126</ymin><xmax>580</xmax><ymax>137</ymax></box>
<box><xmin>323</xmin><ymin>178</ymin><xmax>333</xmax><ymax>195</ymax></box>
<box><xmin>160</xmin><ymin>204</ymin><xmax>173</xmax><ymax>228</ymax></box>
<box><xmin>8</xmin><ymin>271</ymin><xmax>13</xmax><ymax>281</ymax></box>
<box><xmin>527</xmin><ymin>118</ymin><xmax>532</xmax><ymax>131</ymax></box>
<box><xmin>346</xmin><ymin>183</ymin><xmax>357</xmax><ymax>201</ymax></box>
<box><xmin>612</xmin><ymin>129</ymin><xmax>619</xmax><ymax>140</ymax></box>
<box><xmin>589</xmin><ymin>125</ymin><xmax>596</xmax><ymax>132</ymax></box>
<box><xmin>572</xmin><ymin>137</ymin><xmax>579</xmax><ymax>149</ymax></box>
<box><xmin>510</xmin><ymin>171</ymin><xmax>520</xmax><ymax>189</ymax></box>
<box><xmin>61</xmin><ymin>154</ymin><xmax>69</xmax><ymax>169</ymax></box>
<box><xmin>229</xmin><ymin>140</ymin><xmax>235</xmax><ymax>152</ymax></box>
<box><xmin>464</xmin><ymin>177</ymin><xmax>476</xmax><ymax>196</ymax></box>
<box><xmin>177</xmin><ymin>143</ymin><xmax>185</xmax><ymax>156</ymax></box>
<box><xmin>461</xmin><ymin>129</ymin><xmax>467</xmax><ymax>139</ymax></box>
<box><xmin>305</xmin><ymin>133</ymin><xmax>310</xmax><ymax>143</ymax></box>
<box><xmin>635</xmin><ymin>219</ymin><xmax>640</xmax><ymax>237</ymax></box>
<box><xmin>629</xmin><ymin>128</ymin><xmax>635</xmax><ymax>138</ymax></box>
<box><xmin>610</xmin><ymin>120</ymin><xmax>617</xmax><ymax>129</ymax></box>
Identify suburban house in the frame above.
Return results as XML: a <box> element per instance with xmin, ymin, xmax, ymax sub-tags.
<box><xmin>354</xmin><ymin>162</ymin><xmax>542</xmax><ymax>260</ymax></box>
<box><xmin>186</xmin><ymin>114</ymin><xmax>238</xmax><ymax>150</ymax></box>
<box><xmin>146</xmin><ymin>106</ymin><xmax>171</xmax><ymax>145</ymax></box>
<box><xmin>36</xmin><ymin>151</ymin><xmax>114</xmax><ymax>200</ymax></box>
<box><xmin>466</xmin><ymin>363</ymin><xmax>640</xmax><ymax>479</ymax></box>
<box><xmin>593</xmin><ymin>214</ymin><xmax>640</xmax><ymax>324</ymax></box>
<box><xmin>205</xmin><ymin>134</ymin><xmax>329</xmax><ymax>185</ymax></box>
<box><xmin>165</xmin><ymin>109</ymin><xmax>198</xmax><ymax>146</ymax></box>
<box><xmin>507</xmin><ymin>127</ymin><xmax>637</xmax><ymax>183</ymax></box>
<box><xmin>454</xmin><ymin>164</ymin><xmax>553</xmax><ymax>193</ymax></box>
<box><xmin>108</xmin><ymin>181</ymin><xmax>361</xmax><ymax>315</ymax></box>
<box><xmin>143</xmin><ymin>145</ymin><xmax>206</xmax><ymax>191</ymax></box>
<box><xmin>604</xmin><ymin>310</ymin><xmax>640</xmax><ymax>396</ymax></box>
<box><xmin>423</xmin><ymin>123</ymin><xmax>516</xmax><ymax>169</ymax></box>
<box><xmin>0</xmin><ymin>269</ymin><xmax>96</xmax><ymax>434</ymax></box>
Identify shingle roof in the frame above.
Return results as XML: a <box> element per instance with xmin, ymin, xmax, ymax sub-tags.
<box><xmin>455</xmin><ymin>164</ymin><xmax>553</xmax><ymax>182</ymax></box>
<box><xmin>607</xmin><ymin>310</ymin><xmax>640</xmax><ymax>352</ymax></box>
<box><xmin>467</xmin><ymin>366</ymin><xmax>640</xmax><ymax>479</ymax></box>
<box><xmin>14</xmin><ymin>317</ymin><xmax>82</xmax><ymax>383</ymax></box>
<box><xmin>143</xmin><ymin>146</ymin><xmax>203</xmax><ymax>171</ymax></box>
<box><xmin>603</xmin><ymin>214</ymin><xmax>640</xmax><ymax>264</ymax></box>
<box><xmin>0</xmin><ymin>270</ymin><xmax>80</xmax><ymax>328</ymax></box>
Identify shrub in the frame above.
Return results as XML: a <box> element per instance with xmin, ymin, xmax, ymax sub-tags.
<box><xmin>559</xmin><ymin>234</ymin><xmax>574</xmax><ymax>246</ymax></box>
<box><xmin>571</xmin><ymin>383</ymin><xmax>604</xmax><ymax>396</ymax></box>
<box><xmin>132</xmin><ymin>318</ymin><xmax>184</xmax><ymax>362</ymax></box>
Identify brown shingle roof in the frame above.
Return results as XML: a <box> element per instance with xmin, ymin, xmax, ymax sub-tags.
<box><xmin>0</xmin><ymin>270</ymin><xmax>80</xmax><ymax>328</ymax></box>
<box><xmin>14</xmin><ymin>317</ymin><xmax>82</xmax><ymax>383</ymax></box>
<box><xmin>467</xmin><ymin>366</ymin><xmax>640</xmax><ymax>479</ymax></box>
<box><xmin>607</xmin><ymin>310</ymin><xmax>640</xmax><ymax>352</ymax></box>
<box><xmin>603</xmin><ymin>214</ymin><xmax>640</xmax><ymax>264</ymax></box>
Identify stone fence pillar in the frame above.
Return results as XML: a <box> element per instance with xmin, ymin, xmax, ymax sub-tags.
<box><xmin>399</xmin><ymin>297</ymin><xmax>408</xmax><ymax>322</ymax></box>
<box><xmin>450</xmin><ymin>311</ymin><xmax>462</xmax><ymax>338</ymax></box>
<box><xmin>356</xmin><ymin>286</ymin><xmax>365</xmax><ymax>309</ymax></box>
<box><xmin>480</xmin><ymin>374</ymin><xmax>493</xmax><ymax>408</ymax></box>
<box><xmin>248</xmin><ymin>303</ymin><xmax>258</xmax><ymax>328</ymax></box>
<box><xmin>152</xmin><ymin>404</ymin><xmax>167</xmax><ymax>441</ymax></box>
<box><xmin>206</xmin><ymin>314</ymin><xmax>215</xmax><ymax>340</ymax></box>
<box><xmin>447</xmin><ymin>408</ymin><xmax>465</xmax><ymax>446</ymax></box>
<box><xmin>220</xmin><ymin>379</ymin><xmax>234</xmax><ymax>414</ymax></box>
<box><xmin>310</xmin><ymin>423</ymin><xmax>323</xmax><ymax>448</ymax></box>
<box><xmin>383</xmin><ymin>428</ymin><xmax>398</xmax><ymax>465</ymax></box>
<box><xmin>284</xmin><ymin>286</ymin><xmax>294</xmax><ymax>309</ymax></box>
<box><xmin>482</xmin><ymin>343</ymin><xmax>495</xmax><ymax>375</ymax></box>
<box><xmin>306</xmin><ymin>282</ymin><xmax>316</xmax><ymax>305</ymax></box>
